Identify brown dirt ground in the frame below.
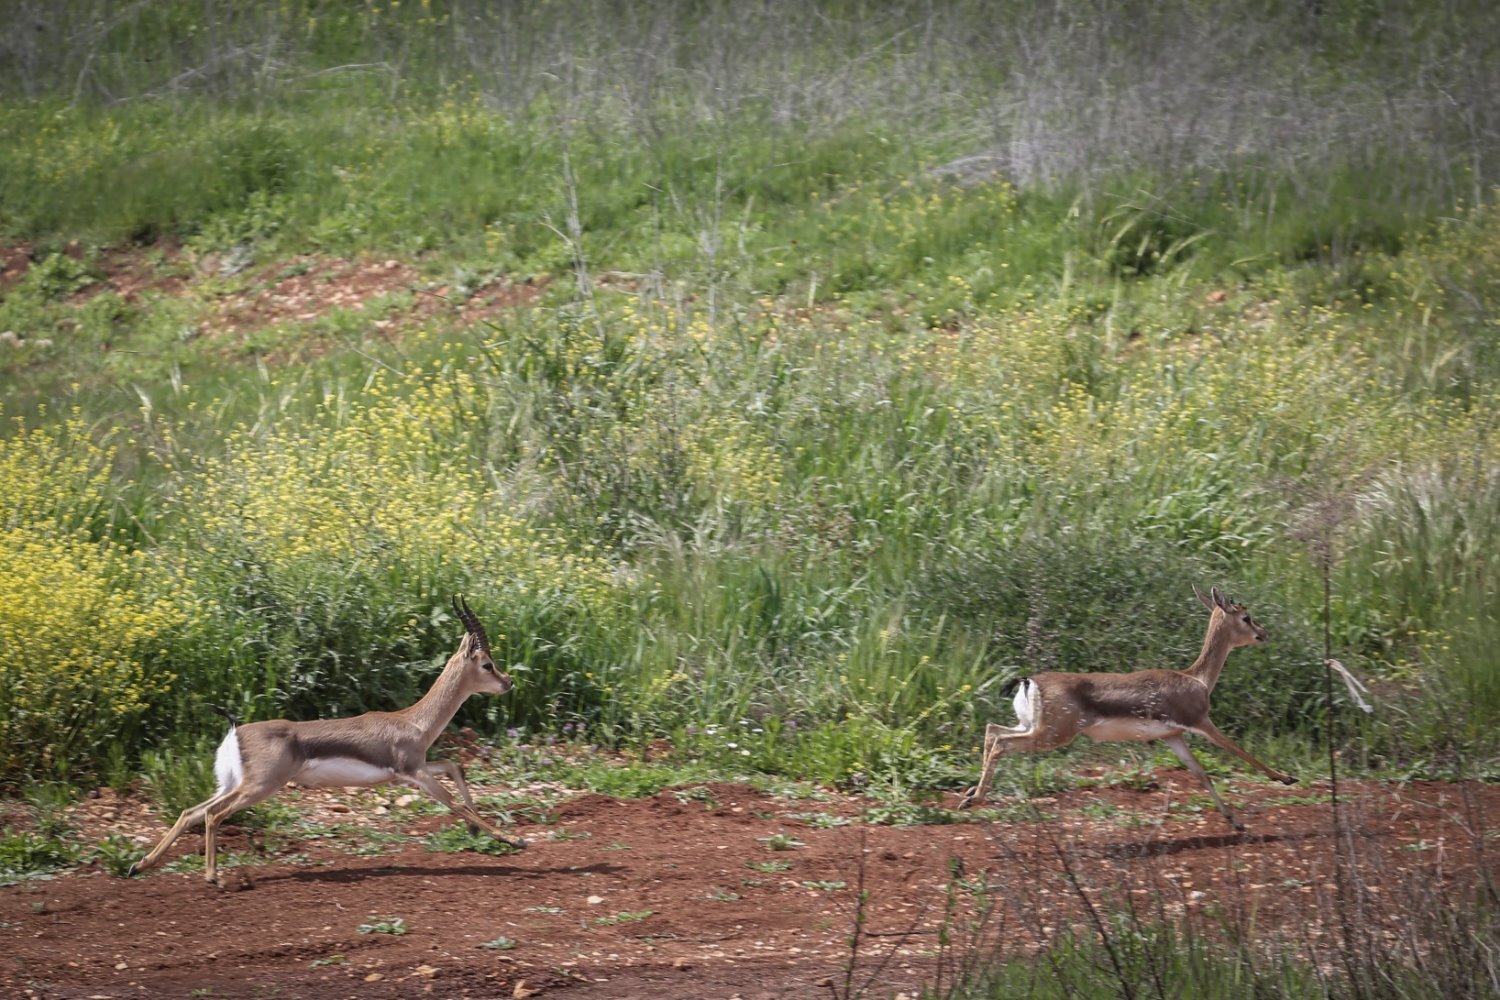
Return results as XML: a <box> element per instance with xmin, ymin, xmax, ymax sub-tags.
<box><xmin>2</xmin><ymin>768</ymin><xmax>1496</xmax><ymax>1000</ymax></box>
<box><xmin>2</xmin><ymin>242</ymin><xmax>542</xmax><ymax>361</ymax></box>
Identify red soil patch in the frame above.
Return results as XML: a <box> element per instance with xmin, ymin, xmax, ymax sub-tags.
<box><xmin>1</xmin><ymin>242</ymin><xmax>543</xmax><ymax>361</ymax></box>
<box><xmin>0</xmin><ymin>243</ymin><xmax>32</xmax><ymax>291</ymax></box>
<box><xmin>2</xmin><ymin>771</ymin><xmax>1494</xmax><ymax>999</ymax></box>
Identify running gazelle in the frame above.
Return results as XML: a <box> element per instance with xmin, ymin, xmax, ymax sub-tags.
<box><xmin>131</xmin><ymin>597</ymin><xmax>525</xmax><ymax>883</ymax></box>
<box><xmin>956</xmin><ymin>586</ymin><xmax>1295</xmax><ymax>830</ymax></box>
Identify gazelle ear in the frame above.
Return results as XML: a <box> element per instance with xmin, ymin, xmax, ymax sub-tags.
<box><xmin>1194</xmin><ymin>584</ymin><xmax>1215</xmax><ymax>611</ymax></box>
<box><xmin>1211</xmin><ymin>586</ymin><xmax>1229</xmax><ymax>610</ymax></box>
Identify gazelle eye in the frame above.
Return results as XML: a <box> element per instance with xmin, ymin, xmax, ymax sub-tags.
<box><xmin>481</xmin><ymin>662</ymin><xmax>494</xmax><ymax>672</ymax></box>
<box><xmin>1242</xmin><ymin>616</ymin><xmax>1252</xmax><ymax>624</ymax></box>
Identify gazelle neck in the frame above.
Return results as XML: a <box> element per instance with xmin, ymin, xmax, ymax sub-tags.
<box><xmin>1183</xmin><ymin>610</ymin><xmax>1235</xmax><ymax>691</ymax></box>
<box><xmin>399</xmin><ymin>657</ymin><xmax>476</xmax><ymax>748</ymax></box>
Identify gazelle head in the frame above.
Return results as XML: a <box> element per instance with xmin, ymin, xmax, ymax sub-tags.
<box><xmin>451</xmin><ymin>595</ymin><xmax>514</xmax><ymax>695</ymax></box>
<box><xmin>1194</xmin><ymin>584</ymin><xmax>1267</xmax><ymax>647</ymax></box>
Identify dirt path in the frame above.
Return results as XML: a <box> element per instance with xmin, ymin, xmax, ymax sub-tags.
<box><xmin>3</xmin><ymin>774</ymin><xmax>1495</xmax><ymax>999</ymax></box>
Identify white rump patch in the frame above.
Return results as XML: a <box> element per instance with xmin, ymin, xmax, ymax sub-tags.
<box><xmin>1012</xmin><ymin>678</ymin><xmax>1040</xmax><ymax>730</ymax></box>
<box><xmin>293</xmin><ymin>757</ymin><xmax>397</xmax><ymax>789</ymax></box>
<box><xmin>214</xmin><ymin>728</ymin><xmax>244</xmax><ymax>796</ymax></box>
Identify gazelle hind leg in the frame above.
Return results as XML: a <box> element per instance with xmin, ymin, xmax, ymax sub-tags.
<box><xmin>198</xmin><ymin>776</ymin><xmax>290</xmax><ymax>884</ymax></box>
<box><xmin>958</xmin><ymin>679</ymin><xmax>1059</xmax><ymax>809</ymax></box>
<box><xmin>129</xmin><ymin>791</ymin><xmax>235</xmax><ymax>876</ymax></box>
<box><xmin>957</xmin><ymin>722</ymin><xmax>1009</xmax><ymax>809</ymax></box>
<box><xmin>957</xmin><ymin>722</ymin><xmax>1068</xmax><ymax>809</ymax></box>
<box><xmin>1162</xmin><ymin>734</ymin><xmax>1241</xmax><ymax>832</ymax></box>
<box><xmin>400</xmin><ymin>771</ymin><xmax>526</xmax><ymax>850</ymax></box>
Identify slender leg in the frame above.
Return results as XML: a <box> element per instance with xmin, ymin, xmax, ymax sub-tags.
<box><xmin>399</xmin><ymin>771</ymin><xmax>526</xmax><ymax>850</ymax></box>
<box><xmin>1163</xmin><ymin>734</ymin><xmax>1242</xmax><ymax>831</ymax></box>
<box><xmin>957</xmin><ymin>723</ymin><xmax>1002</xmax><ymax>809</ymax></box>
<box><xmin>198</xmin><ymin>779</ymin><xmax>286</xmax><ymax>884</ymax></box>
<box><xmin>129</xmin><ymin>790</ymin><xmax>238</xmax><ymax>877</ymax></box>
<box><xmin>1191</xmin><ymin>719</ymin><xmax>1296</xmax><ymax>785</ymax></box>
<box><xmin>424</xmin><ymin>760</ymin><xmax>482</xmax><ymax>833</ymax></box>
<box><xmin>958</xmin><ymin>723</ymin><xmax>1005</xmax><ymax>809</ymax></box>
<box><xmin>957</xmin><ymin>723</ymin><xmax>1063</xmax><ymax>809</ymax></box>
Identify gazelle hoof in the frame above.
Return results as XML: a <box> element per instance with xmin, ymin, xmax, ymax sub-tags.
<box><xmin>1278</xmin><ymin>773</ymin><xmax>1297</xmax><ymax>785</ymax></box>
<box><xmin>126</xmin><ymin>862</ymin><xmax>140</xmax><ymax>878</ymax></box>
<box><xmin>955</xmin><ymin>789</ymin><xmax>977</xmax><ymax>810</ymax></box>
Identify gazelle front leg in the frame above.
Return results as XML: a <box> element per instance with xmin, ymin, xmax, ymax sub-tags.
<box><xmin>1162</xmin><ymin>734</ymin><xmax>1242</xmax><ymax>831</ymax></box>
<box><xmin>1191</xmin><ymin>719</ymin><xmax>1297</xmax><ymax>785</ymax></box>
<box><xmin>399</xmin><ymin>771</ymin><xmax>526</xmax><ymax>850</ymax></box>
<box><xmin>424</xmin><ymin>760</ymin><xmax>483</xmax><ymax>834</ymax></box>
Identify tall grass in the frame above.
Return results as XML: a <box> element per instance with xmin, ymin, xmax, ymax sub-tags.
<box><xmin>0</xmin><ymin>0</ymin><xmax>1498</xmax><ymax>787</ymax></box>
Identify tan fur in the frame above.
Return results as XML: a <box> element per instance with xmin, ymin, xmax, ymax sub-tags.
<box><xmin>131</xmin><ymin>619</ymin><xmax>521</xmax><ymax>884</ymax></box>
<box><xmin>956</xmin><ymin>586</ymin><xmax>1293</xmax><ymax>830</ymax></box>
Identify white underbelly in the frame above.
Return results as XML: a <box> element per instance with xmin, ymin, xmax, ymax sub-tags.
<box><xmin>1082</xmin><ymin>718</ymin><xmax>1184</xmax><ymax>742</ymax></box>
<box><xmin>293</xmin><ymin>757</ymin><xmax>397</xmax><ymax>788</ymax></box>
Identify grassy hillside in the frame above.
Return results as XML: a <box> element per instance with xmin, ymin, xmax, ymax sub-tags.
<box><xmin>1</xmin><ymin>0</ymin><xmax>1498</xmax><ymax>795</ymax></box>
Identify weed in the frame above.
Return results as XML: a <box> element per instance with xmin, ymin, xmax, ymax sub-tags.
<box><xmin>92</xmin><ymin>834</ymin><xmax>143</xmax><ymax>878</ymax></box>
<box><xmin>357</xmin><ymin>916</ymin><xmax>407</xmax><ymax>936</ymax></box>
<box><xmin>0</xmin><ymin>829</ymin><xmax>80</xmax><ymax>885</ymax></box>
<box><xmin>422</xmin><ymin>826</ymin><xmax>522</xmax><ymax>856</ymax></box>
<box><xmin>783</xmin><ymin>811</ymin><xmax>851</xmax><ymax>829</ymax></box>
<box><xmin>593</xmin><ymin>910</ymin><xmax>653</xmax><ymax>926</ymax></box>
<box><xmin>673</xmin><ymin>785</ymin><xmax>719</xmax><ymax>809</ymax></box>
<box><xmin>758</xmin><ymin>833</ymin><xmax>804</xmax><ymax>851</ymax></box>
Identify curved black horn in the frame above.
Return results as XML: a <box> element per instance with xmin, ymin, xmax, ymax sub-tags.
<box><xmin>452</xmin><ymin>594</ymin><xmax>490</xmax><ymax>653</ymax></box>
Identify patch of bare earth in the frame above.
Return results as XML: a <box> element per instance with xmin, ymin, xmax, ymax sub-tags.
<box><xmin>194</xmin><ymin>254</ymin><xmax>539</xmax><ymax>332</ymax></box>
<box><xmin>2</xmin><ymin>770</ymin><xmax>1495</xmax><ymax>1000</ymax></box>
<box><xmin>2</xmin><ymin>242</ymin><xmax>543</xmax><ymax>362</ymax></box>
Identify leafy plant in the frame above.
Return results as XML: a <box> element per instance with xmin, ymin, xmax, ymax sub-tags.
<box><xmin>357</xmin><ymin>916</ymin><xmax>408</xmax><ymax>935</ymax></box>
<box><xmin>593</xmin><ymin>909</ymin><xmax>653</xmax><ymax>926</ymax></box>
<box><xmin>92</xmin><ymin>834</ymin><xmax>144</xmax><ymax>878</ymax></box>
<box><xmin>758</xmin><ymin>833</ymin><xmax>804</xmax><ymax>852</ymax></box>
<box><xmin>422</xmin><ymin>826</ymin><xmax>522</xmax><ymax>856</ymax></box>
<box><xmin>0</xmin><ymin>828</ymin><xmax>80</xmax><ymax>885</ymax></box>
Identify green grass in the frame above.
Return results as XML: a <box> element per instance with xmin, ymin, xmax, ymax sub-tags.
<box><xmin>1</xmin><ymin>0</ymin><xmax>1498</xmax><ymax>800</ymax></box>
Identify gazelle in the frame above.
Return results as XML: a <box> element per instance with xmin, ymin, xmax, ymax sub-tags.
<box><xmin>130</xmin><ymin>597</ymin><xmax>525</xmax><ymax>884</ymax></box>
<box><xmin>956</xmin><ymin>586</ymin><xmax>1295</xmax><ymax>830</ymax></box>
